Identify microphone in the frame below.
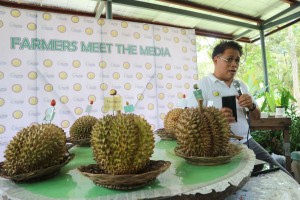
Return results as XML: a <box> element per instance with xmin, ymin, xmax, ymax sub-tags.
<box><xmin>233</xmin><ymin>80</ymin><xmax>248</xmax><ymax>117</ymax></box>
<box><xmin>233</xmin><ymin>80</ymin><xmax>242</xmax><ymax>96</ymax></box>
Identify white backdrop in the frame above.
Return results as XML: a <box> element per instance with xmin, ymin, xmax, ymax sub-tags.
<box><xmin>0</xmin><ymin>6</ymin><xmax>198</xmax><ymax>143</ymax></box>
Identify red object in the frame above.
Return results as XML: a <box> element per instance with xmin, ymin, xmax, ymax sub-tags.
<box><xmin>183</xmin><ymin>94</ymin><xmax>186</xmax><ymax>98</ymax></box>
<box><xmin>90</xmin><ymin>100</ymin><xmax>94</xmax><ymax>105</ymax></box>
<box><xmin>50</xmin><ymin>99</ymin><xmax>56</xmax><ymax>107</ymax></box>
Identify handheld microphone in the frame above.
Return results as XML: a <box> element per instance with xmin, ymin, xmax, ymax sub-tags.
<box><xmin>233</xmin><ymin>80</ymin><xmax>243</xmax><ymax>96</ymax></box>
<box><xmin>233</xmin><ymin>80</ymin><xmax>248</xmax><ymax>117</ymax></box>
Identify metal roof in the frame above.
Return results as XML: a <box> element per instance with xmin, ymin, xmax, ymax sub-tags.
<box><xmin>1</xmin><ymin>0</ymin><xmax>300</xmax><ymax>43</ymax></box>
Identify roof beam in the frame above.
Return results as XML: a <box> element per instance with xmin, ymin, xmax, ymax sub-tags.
<box><xmin>263</xmin><ymin>11</ymin><xmax>300</xmax><ymax>29</ymax></box>
<box><xmin>158</xmin><ymin>0</ymin><xmax>262</xmax><ymax>24</ymax></box>
<box><xmin>262</xmin><ymin>1</ymin><xmax>300</xmax><ymax>25</ymax></box>
<box><xmin>111</xmin><ymin>0</ymin><xmax>259</xmax><ymax>30</ymax></box>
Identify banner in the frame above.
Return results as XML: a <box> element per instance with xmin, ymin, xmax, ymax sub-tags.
<box><xmin>0</xmin><ymin>6</ymin><xmax>198</xmax><ymax>143</ymax></box>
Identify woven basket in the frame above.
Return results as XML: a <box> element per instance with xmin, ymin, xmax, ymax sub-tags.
<box><xmin>0</xmin><ymin>152</ymin><xmax>74</xmax><ymax>182</ymax></box>
<box><xmin>154</xmin><ymin>128</ymin><xmax>176</xmax><ymax>140</ymax></box>
<box><xmin>175</xmin><ymin>143</ymin><xmax>242</xmax><ymax>166</ymax></box>
<box><xmin>78</xmin><ymin>160</ymin><xmax>171</xmax><ymax>190</ymax></box>
<box><xmin>67</xmin><ymin>137</ymin><xmax>91</xmax><ymax>147</ymax></box>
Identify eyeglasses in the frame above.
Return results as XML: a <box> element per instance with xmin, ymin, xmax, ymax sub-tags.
<box><xmin>218</xmin><ymin>56</ymin><xmax>242</xmax><ymax>65</ymax></box>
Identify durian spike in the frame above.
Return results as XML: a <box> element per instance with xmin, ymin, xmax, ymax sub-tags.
<box><xmin>197</xmin><ymin>99</ymin><xmax>203</xmax><ymax>112</ymax></box>
<box><xmin>116</xmin><ymin>110</ymin><xmax>121</xmax><ymax>115</ymax></box>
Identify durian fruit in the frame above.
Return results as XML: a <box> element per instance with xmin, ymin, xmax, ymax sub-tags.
<box><xmin>69</xmin><ymin>115</ymin><xmax>97</xmax><ymax>141</ymax></box>
<box><xmin>176</xmin><ymin>106</ymin><xmax>230</xmax><ymax>157</ymax></box>
<box><xmin>91</xmin><ymin>113</ymin><xmax>154</xmax><ymax>175</ymax></box>
<box><xmin>3</xmin><ymin>124</ymin><xmax>67</xmax><ymax>176</ymax></box>
<box><xmin>164</xmin><ymin>108</ymin><xmax>184</xmax><ymax>137</ymax></box>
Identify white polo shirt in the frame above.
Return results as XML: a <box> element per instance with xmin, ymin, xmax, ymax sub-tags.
<box><xmin>187</xmin><ymin>73</ymin><xmax>254</xmax><ymax>143</ymax></box>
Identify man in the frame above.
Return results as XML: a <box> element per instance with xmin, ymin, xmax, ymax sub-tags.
<box><xmin>188</xmin><ymin>40</ymin><xmax>290</xmax><ymax>175</ymax></box>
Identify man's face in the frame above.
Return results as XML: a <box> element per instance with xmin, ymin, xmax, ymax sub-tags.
<box><xmin>213</xmin><ymin>48</ymin><xmax>241</xmax><ymax>82</ymax></box>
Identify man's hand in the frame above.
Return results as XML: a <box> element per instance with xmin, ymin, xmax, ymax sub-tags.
<box><xmin>237</xmin><ymin>94</ymin><xmax>253</xmax><ymax>109</ymax></box>
<box><xmin>220</xmin><ymin>107</ymin><xmax>236</xmax><ymax>123</ymax></box>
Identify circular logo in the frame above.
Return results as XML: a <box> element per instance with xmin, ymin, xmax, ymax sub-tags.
<box><xmin>145</xmin><ymin>63</ymin><xmax>152</xmax><ymax>70</ymax></box>
<box><xmin>43</xmin><ymin>13</ymin><xmax>52</xmax><ymax>21</ymax></box>
<box><xmin>0</xmin><ymin>20</ymin><xmax>3</xmax><ymax>28</ymax></box>
<box><xmin>44</xmin><ymin>84</ymin><xmax>53</xmax><ymax>92</ymax></box>
<box><xmin>74</xmin><ymin>107</ymin><xmax>83</xmax><ymax>115</ymax></box>
<box><xmin>123</xmin><ymin>62</ymin><xmax>130</xmax><ymax>69</ymax></box>
<box><xmin>146</xmin><ymin>83</ymin><xmax>153</xmax><ymax>90</ymax></box>
<box><xmin>12</xmin><ymin>84</ymin><xmax>22</xmax><ymax>93</ymax></box>
<box><xmin>11</xmin><ymin>58</ymin><xmax>21</xmax><ymax>67</ymax></box>
<box><xmin>11</xmin><ymin>9</ymin><xmax>21</xmax><ymax>17</ymax></box>
<box><xmin>61</xmin><ymin>120</ymin><xmax>70</xmax><ymax>128</ymax></box>
<box><xmin>99</xmin><ymin>61</ymin><xmax>106</xmax><ymax>69</ymax></box>
<box><xmin>28</xmin><ymin>96</ymin><xmax>38</xmax><ymax>105</ymax></box>
<box><xmin>73</xmin><ymin>60</ymin><xmax>81</xmax><ymax>68</ymax></box>
<box><xmin>58</xmin><ymin>25</ymin><xmax>66</xmax><ymax>33</ymax></box>
<box><xmin>184</xmin><ymin>83</ymin><xmax>190</xmax><ymax>89</ymax></box>
<box><xmin>97</xmin><ymin>19</ymin><xmax>105</xmax><ymax>26</ymax></box>
<box><xmin>177</xmin><ymin>92</ymin><xmax>184</xmax><ymax>99</ymax></box>
<box><xmin>13</xmin><ymin>110</ymin><xmax>23</xmax><ymax>119</ymax></box>
<box><xmin>71</xmin><ymin>16</ymin><xmax>79</xmax><ymax>23</ymax></box>
<box><xmin>213</xmin><ymin>90</ymin><xmax>220</xmax><ymax>97</ymax></box>
<box><xmin>60</xmin><ymin>95</ymin><xmax>69</xmax><ymax>104</ymax></box>
<box><xmin>191</xmin><ymin>39</ymin><xmax>196</xmax><ymax>45</ymax></box>
<box><xmin>193</xmin><ymin>74</ymin><xmax>199</xmax><ymax>80</ymax></box>
<box><xmin>176</xmin><ymin>73</ymin><xmax>182</xmax><ymax>80</ymax></box>
<box><xmin>133</xmin><ymin>32</ymin><xmax>140</xmax><ymax>39</ymax></box>
<box><xmin>124</xmin><ymin>83</ymin><xmax>131</xmax><ymax>90</ymax></box>
<box><xmin>143</xmin><ymin>24</ymin><xmax>150</xmax><ymax>30</ymax></box>
<box><xmin>85</xmin><ymin>27</ymin><xmax>93</xmax><ymax>35</ymax></box>
<box><xmin>167</xmin><ymin>102</ymin><xmax>174</xmax><ymax>109</ymax></box>
<box><xmin>0</xmin><ymin>125</ymin><xmax>5</xmax><ymax>134</ymax></box>
<box><xmin>0</xmin><ymin>98</ymin><xmax>5</xmax><ymax>106</ymax></box>
<box><xmin>59</xmin><ymin>71</ymin><xmax>68</xmax><ymax>80</ymax></box>
<box><xmin>182</xmin><ymin>47</ymin><xmax>187</xmax><ymax>53</ymax></box>
<box><xmin>73</xmin><ymin>83</ymin><xmax>82</xmax><ymax>91</ymax></box>
<box><xmin>111</xmin><ymin>30</ymin><xmax>118</xmax><ymax>37</ymax></box>
<box><xmin>181</xmin><ymin>29</ymin><xmax>186</xmax><ymax>35</ymax></box>
<box><xmin>157</xmin><ymin>73</ymin><xmax>163</xmax><ymax>80</ymax></box>
<box><xmin>43</xmin><ymin>59</ymin><xmax>53</xmax><ymax>67</ymax></box>
<box><xmin>113</xmin><ymin>72</ymin><xmax>120</xmax><ymax>80</ymax></box>
<box><xmin>166</xmin><ymin>83</ymin><xmax>172</xmax><ymax>89</ymax></box>
<box><xmin>165</xmin><ymin>64</ymin><xmax>171</xmax><ymax>70</ymax></box>
<box><xmin>163</xmin><ymin>27</ymin><xmax>169</xmax><ymax>33</ymax></box>
<box><xmin>121</xmin><ymin>21</ymin><xmax>128</xmax><ymax>28</ymax></box>
<box><xmin>28</xmin><ymin>71</ymin><xmax>37</xmax><ymax>80</ymax></box>
<box><xmin>88</xmin><ymin>95</ymin><xmax>96</xmax><ymax>102</ymax></box>
<box><xmin>100</xmin><ymin>83</ymin><xmax>108</xmax><ymax>91</ymax></box>
<box><xmin>174</xmin><ymin>37</ymin><xmax>179</xmax><ymax>43</ymax></box>
<box><xmin>27</xmin><ymin>23</ymin><xmax>37</xmax><ymax>31</ymax></box>
<box><xmin>148</xmin><ymin>103</ymin><xmax>154</xmax><ymax>110</ymax></box>
<box><xmin>183</xmin><ymin>64</ymin><xmax>189</xmax><ymax>71</ymax></box>
<box><xmin>87</xmin><ymin>72</ymin><xmax>95</xmax><ymax>79</ymax></box>
<box><xmin>154</xmin><ymin>34</ymin><xmax>161</xmax><ymax>41</ymax></box>
<box><xmin>137</xmin><ymin>93</ymin><xmax>144</xmax><ymax>100</ymax></box>
<box><xmin>160</xmin><ymin>113</ymin><xmax>165</xmax><ymax>120</ymax></box>
<box><xmin>158</xmin><ymin>93</ymin><xmax>165</xmax><ymax>100</ymax></box>
<box><xmin>192</xmin><ymin>56</ymin><xmax>197</xmax><ymax>62</ymax></box>
<box><xmin>0</xmin><ymin>72</ymin><xmax>4</xmax><ymax>79</ymax></box>
<box><xmin>136</xmin><ymin>72</ymin><xmax>143</xmax><ymax>80</ymax></box>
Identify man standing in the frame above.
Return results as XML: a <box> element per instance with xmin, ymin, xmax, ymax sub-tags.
<box><xmin>188</xmin><ymin>40</ymin><xmax>290</xmax><ymax>175</ymax></box>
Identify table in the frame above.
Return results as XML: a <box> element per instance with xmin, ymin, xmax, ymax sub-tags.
<box><xmin>250</xmin><ymin>117</ymin><xmax>292</xmax><ymax>172</ymax></box>
<box><xmin>0</xmin><ymin>140</ymin><xmax>255</xmax><ymax>200</ymax></box>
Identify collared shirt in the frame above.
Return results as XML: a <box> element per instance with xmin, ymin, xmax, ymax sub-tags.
<box><xmin>187</xmin><ymin>73</ymin><xmax>255</xmax><ymax>143</ymax></box>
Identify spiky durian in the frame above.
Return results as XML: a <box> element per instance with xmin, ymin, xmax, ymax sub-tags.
<box><xmin>91</xmin><ymin>113</ymin><xmax>154</xmax><ymax>175</ymax></box>
<box><xmin>3</xmin><ymin>124</ymin><xmax>67</xmax><ymax>176</ymax></box>
<box><xmin>69</xmin><ymin>115</ymin><xmax>97</xmax><ymax>141</ymax></box>
<box><xmin>176</xmin><ymin>106</ymin><xmax>230</xmax><ymax>157</ymax></box>
<box><xmin>164</xmin><ymin>108</ymin><xmax>184</xmax><ymax>137</ymax></box>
